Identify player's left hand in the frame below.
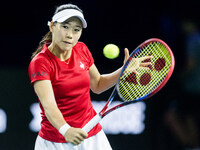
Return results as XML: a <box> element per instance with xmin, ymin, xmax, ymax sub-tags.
<box><xmin>123</xmin><ymin>48</ymin><xmax>152</xmax><ymax>74</ymax></box>
<box><xmin>127</xmin><ymin>56</ymin><xmax>152</xmax><ymax>74</ymax></box>
<box><xmin>123</xmin><ymin>48</ymin><xmax>130</xmax><ymax>65</ymax></box>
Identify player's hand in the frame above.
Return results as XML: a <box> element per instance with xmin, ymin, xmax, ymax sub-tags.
<box><xmin>127</xmin><ymin>56</ymin><xmax>152</xmax><ymax>74</ymax></box>
<box><xmin>123</xmin><ymin>48</ymin><xmax>130</xmax><ymax>65</ymax></box>
<box><xmin>64</xmin><ymin>127</ymin><xmax>88</xmax><ymax>145</ymax></box>
<box><xmin>123</xmin><ymin>48</ymin><xmax>152</xmax><ymax>73</ymax></box>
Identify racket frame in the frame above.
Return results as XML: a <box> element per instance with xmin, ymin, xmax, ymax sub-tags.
<box><xmin>82</xmin><ymin>38</ymin><xmax>175</xmax><ymax>133</ymax></box>
<box><xmin>101</xmin><ymin>38</ymin><xmax>175</xmax><ymax>117</ymax></box>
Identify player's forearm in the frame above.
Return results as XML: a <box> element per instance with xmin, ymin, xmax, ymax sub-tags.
<box><xmin>34</xmin><ymin>80</ymin><xmax>69</xmax><ymax>131</ymax></box>
<box><xmin>95</xmin><ymin>67</ymin><xmax>122</xmax><ymax>94</ymax></box>
<box><xmin>43</xmin><ymin>102</ymin><xmax>67</xmax><ymax>130</ymax></box>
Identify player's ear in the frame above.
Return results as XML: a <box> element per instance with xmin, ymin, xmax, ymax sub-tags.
<box><xmin>49</xmin><ymin>21</ymin><xmax>54</xmax><ymax>32</ymax></box>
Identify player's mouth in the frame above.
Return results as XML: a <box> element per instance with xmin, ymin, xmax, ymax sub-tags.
<box><xmin>63</xmin><ymin>41</ymin><xmax>72</xmax><ymax>45</ymax></box>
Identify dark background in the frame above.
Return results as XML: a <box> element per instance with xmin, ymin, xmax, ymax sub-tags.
<box><xmin>0</xmin><ymin>0</ymin><xmax>200</xmax><ymax>149</ymax></box>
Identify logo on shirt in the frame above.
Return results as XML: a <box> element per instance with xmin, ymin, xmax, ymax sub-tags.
<box><xmin>80</xmin><ymin>62</ymin><xmax>85</xmax><ymax>69</ymax></box>
<box><xmin>32</xmin><ymin>71</ymin><xmax>47</xmax><ymax>78</ymax></box>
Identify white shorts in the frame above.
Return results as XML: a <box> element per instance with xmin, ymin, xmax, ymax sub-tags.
<box><xmin>34</xmin><ymin>130</ymin><xmax>112</xmax><ymax>150</ymax></box>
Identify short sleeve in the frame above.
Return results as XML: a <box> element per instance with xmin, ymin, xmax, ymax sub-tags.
<box><xmin>28</xmin><ymin>56</ymin><xmax>51</xmax><ymax>85</ymax></box>
<box><xmin>86</xmin><ymin>46</ymin><xmax>94</xmax><ymax>67</ymax></box>
<box><xmin>80</xmin><ymin>42</ymin><xmax>94</xmax><ymax>67</ymax></box>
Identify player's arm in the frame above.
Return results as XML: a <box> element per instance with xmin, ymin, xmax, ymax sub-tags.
<box><xmin>89</xmin><ymin>48</ymin><xmax>151</xmax><ymax>94</ymax></box>
<box><xmin>89</xmin><ymin>48</ymin><xmax>129</xmax><ymax>94</ymax></box>
<box><xmin>89</xmin><ymin>64</ymin><xmax>122</xmax><ymax>94</ymax></box>
<box><xmin>33</xmin><ymin>80</ymin><xmax>87</xmax><ymax>145</ymax></box>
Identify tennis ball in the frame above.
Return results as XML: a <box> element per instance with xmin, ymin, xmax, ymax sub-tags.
<box><xmin>103</xmin><ymin>44</ymin><xmax>120</xmax><ymax>59</ymax></box>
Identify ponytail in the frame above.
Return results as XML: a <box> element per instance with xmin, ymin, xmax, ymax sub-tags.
<box><xmin>31</xmin><ymin>31</ymin><xmax>52</xmax><ymax>59</ymax></box>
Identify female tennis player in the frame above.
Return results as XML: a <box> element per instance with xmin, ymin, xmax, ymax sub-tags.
<box><xmin>28</xmin><ymin>3</ymin><xmax>150</xmax><ymax>150</ymax></box>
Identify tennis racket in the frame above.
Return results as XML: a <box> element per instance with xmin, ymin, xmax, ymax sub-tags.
<box><xmin>82</xmin><ymin>38</ymin><xmax>175</xmax><ymax>133</ymax></box>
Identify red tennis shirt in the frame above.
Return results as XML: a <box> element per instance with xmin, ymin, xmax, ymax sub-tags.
<box><xmin>28</xmin><ymin>42</ymin><xmax>102</xmax><ymax>143</ymax></box>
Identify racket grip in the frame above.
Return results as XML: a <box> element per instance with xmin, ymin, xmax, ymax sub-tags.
<box><xmin>82</xmin><ymin>114</ymin><xmax>102</xmax><ymax>133</ymax></box>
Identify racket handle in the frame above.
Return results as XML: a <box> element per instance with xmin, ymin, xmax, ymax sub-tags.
<box><xmin>82</xmin><ymin>114</ymin><xmax>102</xmax><ymax>133</ymax></box>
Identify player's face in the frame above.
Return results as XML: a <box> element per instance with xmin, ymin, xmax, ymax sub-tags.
<box><xmin>51</xmin><ymin>17</ymin><xmax>83</xmax><ymax>51</ymax></box>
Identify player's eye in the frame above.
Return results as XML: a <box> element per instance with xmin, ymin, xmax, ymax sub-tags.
<box><xmin>62</xmin><ymin>25</ymin><xmax>68</xmax><ymax>29</ymax></box>
<box><xmin>74</xmin><ymin>28</ymin><xmax>81</xmax><ymax>32</ymax></box>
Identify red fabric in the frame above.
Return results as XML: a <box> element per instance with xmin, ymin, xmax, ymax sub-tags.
<box><xmin>28</xmin><ymin>42</ymin><xmax>102</xmax><ymax>142</ymax></box>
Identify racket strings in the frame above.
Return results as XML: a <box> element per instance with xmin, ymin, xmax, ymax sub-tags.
<box><xmin>119</xmin><ymin>41</ymin><xmax>172</xmax><ymax>101</ymax></box>
<box><xmin>137</xmin><ymin>42</ymin><xmax>171</xmax><ymax>93</ymax></box>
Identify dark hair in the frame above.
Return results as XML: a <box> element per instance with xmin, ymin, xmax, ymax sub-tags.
<box><xmin>31</xmin><ymin>4</ymin><xmax>83</xmax><ymax>59</ymax></box>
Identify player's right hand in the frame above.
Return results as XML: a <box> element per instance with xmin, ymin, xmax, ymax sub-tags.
<box><xmin>64</xmin><ymin>127</ymin><xmax>88</xmax><ymax>145</ymax></box>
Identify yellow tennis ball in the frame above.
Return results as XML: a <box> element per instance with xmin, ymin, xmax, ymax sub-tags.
<box><xmin>103</xmin><ymin>44</ymin><xmax>120</xmax><ymax>59</ymax></box>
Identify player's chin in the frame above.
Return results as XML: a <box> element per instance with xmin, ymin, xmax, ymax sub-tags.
<box><xmin>65</xmin><ymin>43</ymin><xmax>76</xmax><ymax>51</ymax></box>
<box><xmin>65</xmin><ymin>47</ymin><xmax>73</xmax><ymax>51</ymax></box>
<box><xmin>60</xmin><ymin>45</ymin><xmax>73</xmax><ymax>51</ymax></box>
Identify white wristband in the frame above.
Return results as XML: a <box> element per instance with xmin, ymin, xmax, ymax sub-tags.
<box><xmin>59</xmin><ymin>123</ymin><xmax>71</xmax><ymax>136</ymax></box>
